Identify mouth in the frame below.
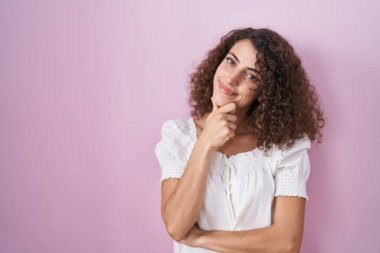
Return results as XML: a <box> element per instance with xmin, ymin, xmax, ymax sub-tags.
<box><xmin>218</xmin><ymin>81</ymin><xmax>237</xmax><ymax>96</ymax></box>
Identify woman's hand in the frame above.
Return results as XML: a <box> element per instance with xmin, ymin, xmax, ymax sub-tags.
<box><xmin>199</xmin><ymin>97</ymin><xmax>238</xmax><ymax>150</ymax></box>
<box><xmin>179</xmin><ymin>224</ymin><xmax>207</xmax><ymax>248</ymax></box>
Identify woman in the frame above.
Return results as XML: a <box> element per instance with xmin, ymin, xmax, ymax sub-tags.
<box><xmin>155</xmin><ymin>27</ymin><xmax>324</xmax><ymax>253</ymax></box>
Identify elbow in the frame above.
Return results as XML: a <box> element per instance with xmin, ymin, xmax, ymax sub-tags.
<box><xmin>272</xmin><ymin>233</ymin><xmax>301</xmax><ymax>253</ymax></box>
<box><xmin>162</xmin><ymin>210</ymin><xmax>190</xmax><ymax>241</ymax></box>
<box><xmin>281</xmin><ymin>239</ymin><xmax>301</xmax><ymax>253</ymax></box>
<box><xmin>166</xmin><ymin>223</ymin><xmax>188</xmax><ymax>242</ymax></box>
<box><xmin>162</xmin><ymin>209</ymin><xmax>195</xmax><ymax>242</ymax></box>
<box><xmin>286</xmin><ymin>246</ymin><xmax>301</xmax><ymax>253</ymax></box>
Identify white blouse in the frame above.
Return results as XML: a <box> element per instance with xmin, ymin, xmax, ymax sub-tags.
<box><xmin>155</xmin><ymin>117</ymin><xmax>311</xmax><ymax>253</ymax></box>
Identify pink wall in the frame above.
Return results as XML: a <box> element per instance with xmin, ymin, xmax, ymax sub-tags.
<box><xmin>1</xmin><ymin>0</ymin><xmax>379</xmax><ymax>252</ymax></box>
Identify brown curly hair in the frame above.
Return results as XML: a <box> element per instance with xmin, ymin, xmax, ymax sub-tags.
<box><xmin>188</xmin><ymin>27</ymin><xmax>325</xmax><ymax>152</ymax></box>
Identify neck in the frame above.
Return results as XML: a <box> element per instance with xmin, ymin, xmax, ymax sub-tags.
<box><xmin>234</xmin><ymin>108</ymin><xmax>253</xmax><ymax>135</ymax></box>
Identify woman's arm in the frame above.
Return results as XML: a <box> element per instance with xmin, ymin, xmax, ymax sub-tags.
<box><xmin>181</xmin><ymin>196</ymin><xmax>306</xmax><ymax>253</ymax></box>
<box><xmin>161</xmin><ymin>137</ymin><xmax>213</xmax><ymax>241</ymax></box>
<box><xmin>161</xmin><ymin>101</ymin><xmax>238</xmax><ymax>241</ymax></box>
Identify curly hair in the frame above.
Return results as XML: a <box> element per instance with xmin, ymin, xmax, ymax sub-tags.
<box><xmin>188</xmin><ymin>27</ymin><xmax>325</xmax><ymax>152</ymax></box>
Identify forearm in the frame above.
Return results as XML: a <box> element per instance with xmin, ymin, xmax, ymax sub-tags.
<box><xmin>163</xmin><ymin>136</ymin><xmax>213</xmax><ymax>240</ymax></box>
<box><xmin>198</xmin><ymin>225</ymin><xmax>297</xmax><ymax>253</ymax></box>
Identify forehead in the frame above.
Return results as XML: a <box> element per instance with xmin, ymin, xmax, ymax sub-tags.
<box><xmin>229</xmin><ymin>39</ymin><xmax>258</xmax><ymax>65</ymax></box>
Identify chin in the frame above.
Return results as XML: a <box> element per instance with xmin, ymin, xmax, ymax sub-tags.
<box><xmin>213</xmin><ymin>94</ymin><xmax>236</xmax><ymax>107</ymax></box>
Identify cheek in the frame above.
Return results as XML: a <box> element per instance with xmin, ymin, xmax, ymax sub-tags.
<box><xmin>215</xmin><ymin>62</ymin><xmax>228</xmax><ymax>76</ymax></box>
<box><xmin>213</xmin><ymin>65</ymin><xmax>224</xmax><ymax>86</ymax></box>
<box><xmin>238</xmin><ymin>90</ymin><xmax>257</xmax><ymax>106</ymax></box>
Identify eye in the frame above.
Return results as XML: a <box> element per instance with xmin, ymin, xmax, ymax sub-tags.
<box><xmin>247</xmin><ymin>73</ymin><xmax>258</xmax><ymax>82</ymax></box>
<box><xmin>247</xmin><ymin>74</ymin><xmax>261</xmax><ymax>90</ymax></box>
<box><xmin>226</xmin><ymin>56</ymin><xmax>236</xmax><ymax>66</ymax></box>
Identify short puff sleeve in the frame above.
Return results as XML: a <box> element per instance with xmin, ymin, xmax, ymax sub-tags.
<box><xmin>154</xmin><ymin>119</ymin><xmax>193</xmax><ymax>184</ymax></box>
<box><xmin>271</xmin><ymin>137</ymin><xmax>311</xmax><ymax>200</ymax></box>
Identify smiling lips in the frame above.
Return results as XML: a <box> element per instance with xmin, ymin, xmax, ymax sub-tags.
<box><xmin>219</xmin><ymin>82</ymin><xmax>237</xmax><ymax>96</ymax></box>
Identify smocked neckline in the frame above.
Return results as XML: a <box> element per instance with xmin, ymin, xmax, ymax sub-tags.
<box><xmin>187</xmin><ymin>117</ymin><xmax>259</xmax><ymax>160</ymax></box>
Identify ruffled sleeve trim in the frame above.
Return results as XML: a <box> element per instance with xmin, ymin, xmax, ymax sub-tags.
<box><xmin>154</xmin><ymin>119</ymin><xmax>193</xmax><ymax>184</ymax></box>
<box><xmin>270</xmin><ymin>137</ymin><xmax>312</xmax><ymax>200</ymax></box>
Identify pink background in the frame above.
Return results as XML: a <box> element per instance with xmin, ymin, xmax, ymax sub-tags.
<box><xmin>1</xmin><ymin>0</ymin><xmax>379</xmax><ymax>252</ymax></box>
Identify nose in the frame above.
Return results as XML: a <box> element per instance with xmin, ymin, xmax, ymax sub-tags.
<box><xmin>226</xmin><ymin>69</ymin><xmax>241</xmax><ymax>86</ymax></box>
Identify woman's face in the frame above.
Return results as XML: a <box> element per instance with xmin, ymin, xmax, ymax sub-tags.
<box><xmin>212</xmin><ymin>39</ymin><xmax>261</xmax><ymax>109</ymax></box>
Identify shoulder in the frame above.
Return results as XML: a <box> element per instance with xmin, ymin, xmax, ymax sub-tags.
<box><xmin>268</xmin><ymin>136</ymin><xmax>311</xmax><ymax>157</ymax></box>
<box><xmin>276</xmin><ymin>137</ymin><xmax>311</xmax><ymax>158</ymax></box>
<box><xmin>270</xmin><ymin>137</ymin><xmax>312</xmax><ymax>200</ymax></box>
<box><xmin>160</xmin><ymin>118</ymin><xmax>194</xmax><ymax>139</ymax></box>
<box><xmin>155</xmin><ymin>118</ymin><xmax>195</xmax><ymax>161</ymax></box>
<box><xmin>264</xmin><ymin>136</ymin><xmax>311</xmax><ymax>173</ymax></box>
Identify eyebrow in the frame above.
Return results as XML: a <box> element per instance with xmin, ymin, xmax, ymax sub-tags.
<box><xmin>228</xmin><ymin>52</ymin><xmax>258</xmax><ymax>73</ymax></box>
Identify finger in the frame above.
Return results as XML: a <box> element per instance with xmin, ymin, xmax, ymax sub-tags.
<box><xmin>211</xmin><ymin>97</ymin><xmax>219</xmax><ymax>112</ymax></box>
<box><xmin>228</xmin><ymin>122</ymin><xmax>237</xmax><ymax>130</ymax></box>
<box><xmin>226</xmin><ymin>130</ymin><xmax>235</xmax><ymax>141</ymax></box>
<box><xmin>224</xmin><ymin>114</ymin><xmax>238</xmax><ymax>122</ymax></box>
<box><xmin>219</xmin><ymin>102</ymin><xmax>236</xmax><ymax>114</ymax></box>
